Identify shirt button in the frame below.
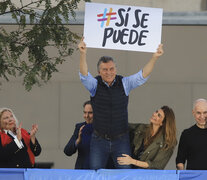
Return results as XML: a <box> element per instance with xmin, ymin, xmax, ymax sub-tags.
<box><xmin>16</xmin><ymin>164</ymin><xmax>19</xmax><ymax>167</ymax></box>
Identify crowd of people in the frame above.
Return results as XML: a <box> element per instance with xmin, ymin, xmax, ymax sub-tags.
<box><xmin>0</xmin><ymin>38</ymin><xmax>207</xmax><ymax>170</ymax></box>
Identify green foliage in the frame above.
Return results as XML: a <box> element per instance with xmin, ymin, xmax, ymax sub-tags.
<box><xmin>0</xmin><ymin>0</ymin><xmax>90</xmax><ymax>91</ymax></box>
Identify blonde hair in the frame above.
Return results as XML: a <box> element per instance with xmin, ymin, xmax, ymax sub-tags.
<box><xmin>0</xmin><ymin>108</ymin><xmax>19</xmax><ymax>130</ymax></box>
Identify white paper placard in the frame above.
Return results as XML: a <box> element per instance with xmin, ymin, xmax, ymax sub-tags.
<box><xmin>83</xmin><ymin>2</ymin><xmax>163</xmax><ymax>53</ymax></box>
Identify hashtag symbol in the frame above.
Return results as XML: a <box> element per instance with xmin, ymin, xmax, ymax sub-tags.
<box><xmin>97</xmin><ymin>8</ymin><xmax>117</xmax><ymax>28</ymax></box>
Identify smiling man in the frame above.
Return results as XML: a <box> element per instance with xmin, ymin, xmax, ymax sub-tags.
<box><xmin>64</xmin><ymin>101</ymin><xmax>93</xmax><ymax>169</ymax></box>
<box><xmin>78</xmin><ymin>37</ymin><xmax>163</xmax><ymax>169</ymax></box>
<box><xmin>176</xmin><ymin>98</ymin><xmax>207</xmax><ymax>170</ymax></box>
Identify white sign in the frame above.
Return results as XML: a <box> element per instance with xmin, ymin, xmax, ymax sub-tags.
<box><xmin>84</xmin><ymin>2</ymin><xmax>163</xmax><ymax>53</ymax></box>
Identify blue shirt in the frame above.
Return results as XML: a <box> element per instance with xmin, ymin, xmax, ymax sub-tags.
<box><xmin>79</xmin><ymin>69</ymin><xmax>149</xmax><ymax>97</ymax></box>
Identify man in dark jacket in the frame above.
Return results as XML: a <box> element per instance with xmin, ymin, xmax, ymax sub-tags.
<box><xmin>64</xmin><ymin>101</ymin><xmax>93</xmax><ymax>169</ymax></box>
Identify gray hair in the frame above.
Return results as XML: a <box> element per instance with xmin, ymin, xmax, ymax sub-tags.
<box><xmin>193</xmin><ymin>98</ymin><xmax>207</xmax><ymax>110</ymax></box>
<box><xmin>97</xmin><ymin>56</ymin><xmax>115</xmax><ymax>72</ymax></box>
<box><xmin>0</xmin><ymin>108</ymin><xmax>19</xmax><ymax>128</ymax></box>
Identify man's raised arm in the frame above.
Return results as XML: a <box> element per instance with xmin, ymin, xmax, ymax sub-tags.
<box><xmin>142</xmin><ymin>44</ymin><xmax>164</xmax><ymax>78</ymax></box>
<box><xmin>78</xmin><ymin>37</ymin><xmax>88</xmax><ymax>76</ymax></box>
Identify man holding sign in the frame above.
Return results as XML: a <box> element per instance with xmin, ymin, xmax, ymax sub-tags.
<box><xmin>78</xmin><ymin>38</ymin><xmax>163</xmax><ymax>169</ymax></box>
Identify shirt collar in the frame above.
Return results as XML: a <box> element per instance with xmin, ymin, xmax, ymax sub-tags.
<box><xmin>3</xmin><ymin>129</ymin><xmax>8</xmax><ymax>133</ymax></box>
<box><xmin>102</xmin><ymin>78</ymin><xmax>116</xmax><ymax>87</ymax></box>
<box><xmin>4</xmin><ymin>129</ymin><xmax>16</xmax><ymax>137</ymax></box>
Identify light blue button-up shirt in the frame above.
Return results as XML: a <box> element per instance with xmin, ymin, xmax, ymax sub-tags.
<box><xmin>79</xmin><ymin>69</ymin><xmax>149</xmax><ymax>97</ymax></box>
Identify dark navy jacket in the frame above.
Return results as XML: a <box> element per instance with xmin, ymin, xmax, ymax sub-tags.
<box><xmin>64</xmin><ymin>122</ymin><xmax>115</xmax><ymax>169</ymax></box>
<box><xmin>0</xmin><ymin>133</ymin><xmax>41</xmax><ymax>168</ymax></box>
<box><xmin>64</xmin><ymin>122</ymin><xmax>92</xmax><ymax>169</ymax></box>
<box><xmin>91</xmin><ymin>75</ymin><xmax>128</xmax><ymax>137</ymax></box>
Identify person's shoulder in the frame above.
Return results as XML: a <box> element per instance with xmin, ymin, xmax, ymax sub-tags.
<box><xmin>129</xmin><ymin>123</ymin><xmax>148</xmax><ymax>131</ymax></box>
<box><xmin>129</xmin><ymin>122</ymin><xmax>140</xmax><ymax>129</ymax></box>
<box><xmin>182</xmin><ymin>124</ymin><xmax>196</xmax><ymax>135</ymax></box>
<box><xmin>116</xmin><ymin>75</ymin><xmax>124</xmax><ymax>82</ymax></box>
<box><xmin>116</xmin><ymin>75</ymin><xmax>123</xmax><ymax>78</ymax></box>
<box><xmin>138</xmin><ymin>124</ymin><xmax>149</xmax><ymax>133</ymax></box>
<box><xmin>75</xmin><ymin>122</ymin><xmax>85</xmax><ymax>128</ymax></box>
<box><xmin>95</xmin><ymin>75</ymin><xmax>101</xmax><ymax>80</ymax></box>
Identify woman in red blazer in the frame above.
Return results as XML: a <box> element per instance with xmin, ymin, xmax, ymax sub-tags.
<box><xmin>0</xmin><ymin>108</ymin><xmax>41</xmax><ymax>168</ymax></box>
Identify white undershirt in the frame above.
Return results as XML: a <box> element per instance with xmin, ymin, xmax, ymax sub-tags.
<box><xmin>4</xmin><ymin>129</ymin><xmax>24</xmax><ymax>149</ymax></box>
